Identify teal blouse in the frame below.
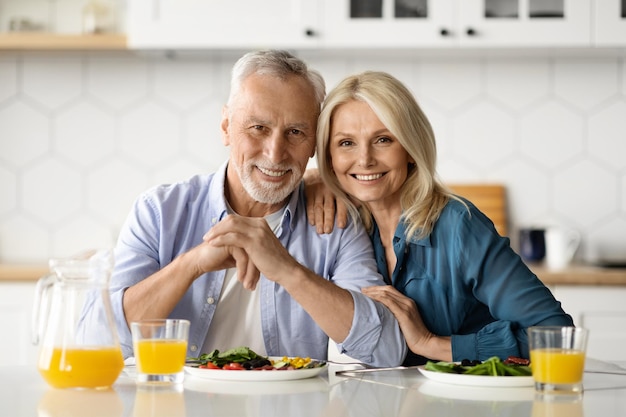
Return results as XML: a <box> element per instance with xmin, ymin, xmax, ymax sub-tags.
<box><xmin>371</xmin><ymin>197</ymin><xmax>574</xmax><ymax>365</ymax></box>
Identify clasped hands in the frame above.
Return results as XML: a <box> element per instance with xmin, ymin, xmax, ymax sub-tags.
<box><xmin>193</xmin><ymin>215</ymin><xmax>298</xmax><ymax>291</ymax></box>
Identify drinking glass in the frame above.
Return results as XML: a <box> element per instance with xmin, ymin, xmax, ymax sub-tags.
<box><xmin>528</xmin><ymin>326</ymin><xmax>588</xmax><ymax>395</ymax></box>
<box><xmin>131</xmin><ymin>319</ymin><xmax>190</xmax><ymax>384</ymax></box>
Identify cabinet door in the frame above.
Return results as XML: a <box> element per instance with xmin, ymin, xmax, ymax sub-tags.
<box><xmin>552</xmin><ymin>285</ymin><xmax>626</xmax><ymax>362</ymax></box>
<box><xmin>595</xmin><ymin>0</ymin><xmax>626</xmax><ymax>46</ymax></box>
<box><xmin>0</xmin><ymin>282</ymin><xmax>39</xmax><ymax>367</ymax></box>
<box><xmin>321</xmin><ymin>0</ymin><xmax>456</xmax><ymax>48</ymax></box>
<box><xmin>459</xmin><ymin>0</ymin><xmax>592</xmax><ymax>47</ymax></box>
<box><xmin>127</xmin><ymin>0</ymin><xmax>320</xmax><ymax>49</ymax></box>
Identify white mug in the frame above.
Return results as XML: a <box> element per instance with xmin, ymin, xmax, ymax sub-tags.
<box><xmin>544</xmin><ymin>227</ymin><xmax>581</xmax><ymax>270</ymax></box>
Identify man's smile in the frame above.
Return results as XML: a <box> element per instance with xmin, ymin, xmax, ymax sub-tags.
<box><xmin>257</xmin><ymin>166</ymin><xmax>290</xmax><ymax>177</ymax></box>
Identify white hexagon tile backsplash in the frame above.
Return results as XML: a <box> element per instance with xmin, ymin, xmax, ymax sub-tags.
<box><xmin>0</xmin><ymin>52</ymin><xmax>625</xmax><ymax>264</ymax></box>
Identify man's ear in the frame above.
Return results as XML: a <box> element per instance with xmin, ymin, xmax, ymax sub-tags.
<box><xmin>221</xmin><ymin>106</ymin><xmax>230</xmax><ymax>146</ymax></box>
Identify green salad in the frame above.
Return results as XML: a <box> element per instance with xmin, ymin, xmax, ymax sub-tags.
<box><xmin>425</xmin><ymin>356</ymin><xmax>532</xmax><ymax>377</ymax></box>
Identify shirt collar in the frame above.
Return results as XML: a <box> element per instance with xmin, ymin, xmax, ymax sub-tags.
<box><xmin>208</xmin><ymin>161</ymin><xmax>231</xmax><ymax>223</ymax></box>
<box><xmin>389</xmin><ymin>217</ymin><xmax>433</xmax><ymax>248</ymax></box>
<box><xmin>279</xmin><ymin>180</ymin><xmax>304</xmax><ymax>233</ymax></box>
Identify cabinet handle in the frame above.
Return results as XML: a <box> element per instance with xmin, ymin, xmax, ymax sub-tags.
<box><xmin>305</xmin><ymin>28</ymin><xmax>315</xmax><ymax>37</ymax></box>
<box><xmin>440</xmin><ymin>28</ymin><xmax>450</xmax><ymax>36</ymax></box>
<box><xmin>466</xmin><ymin>28</ymin><xmax>476</xmax><ymax>36</ymax></box>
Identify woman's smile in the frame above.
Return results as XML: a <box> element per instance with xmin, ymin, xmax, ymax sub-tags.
<box><xmin>353</xmin><ymin>172</ymin><xmax>385</xmax><ymax>181</ymax></box>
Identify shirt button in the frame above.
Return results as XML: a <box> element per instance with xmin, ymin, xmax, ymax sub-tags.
<box><xmin>190</xmin><ymin>344</ymin><xmax>198</xmax><ymax>352</ymax></box>
<box><xmin>207</xmin><ymin>297</ymin><xmax>215</xmax><ymax>304</ymax></box>
<box><xmin>211</xmin><ymin>217</ymin><xmax>218</xmax><ymax>224</ymax></box>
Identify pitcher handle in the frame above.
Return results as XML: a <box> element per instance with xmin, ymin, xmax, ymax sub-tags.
<box><xmin>31</xmin><ymin>274</ymin><xmax>55</xmax><ymax>345</ymax></box>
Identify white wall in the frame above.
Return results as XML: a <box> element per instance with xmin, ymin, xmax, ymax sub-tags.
<box><xmin>0</xmin><ymin>50</ymin><xmax>625</xmax><ymax>264</ymax></box>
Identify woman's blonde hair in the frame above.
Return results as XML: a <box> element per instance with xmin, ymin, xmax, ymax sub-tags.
<box><xmin>316</xmin><ymin>71</ymin><xmax>459</xmax><ymax>239</ymax></box>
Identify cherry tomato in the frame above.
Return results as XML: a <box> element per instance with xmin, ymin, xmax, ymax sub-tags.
<box><xmin>199</xmin><ymin>362</ymin><xmax>221</xmax><ymax>369</ymax></box>
<box><xmin>223</xmin><ymin>362</ymin><xmax>245</xmax><ymax>370</ymax></box>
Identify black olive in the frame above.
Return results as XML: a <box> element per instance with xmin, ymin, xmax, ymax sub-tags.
<box><xmin>242</xmin><ymin>357</ymin><xmax>272</xmax><ymax>369</ymax></box>
<box><xmin>461</xmin><ymin>359</ymin><xmax>482</xmax><ymax>367</ymax></box>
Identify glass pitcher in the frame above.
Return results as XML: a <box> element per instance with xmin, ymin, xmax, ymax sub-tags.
<box><xmin>32</xmin><ymin>249</ymin><xmax>124</xmax><ymax>389</ymax></box>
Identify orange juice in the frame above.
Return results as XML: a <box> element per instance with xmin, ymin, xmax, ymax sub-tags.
<box><xmin>135</xmin><ymin>339</ymin><xmax>187</xmax><ymax>374</ymax></box>
<box><xmin>530</xmin><ymin>348</ymin><xmax>586</xmax><ymax>384</ymax></box>
<box><xmin>38</xmin><ymin>346</ymin><xmax>124</xmax><ymax>389</ymax></box>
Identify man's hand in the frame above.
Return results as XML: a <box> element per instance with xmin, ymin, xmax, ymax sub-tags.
<box><xmin>303</xmin><ymin>168</ymin><xmax>348</xmax><ymax>234</ymax></box>
<box><xmin>203</xmin><ymin>215</ymin><xmax>299</xmax><ymax>289</ymax></box>
<box><xmin>190</xmin><ymin>239</ymin><xmax>261</xmax><ymax>290</ymax></box>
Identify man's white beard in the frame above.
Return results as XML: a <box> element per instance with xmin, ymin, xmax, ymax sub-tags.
<box><xmin>237</xmin><ymin>161</ymin><xmax>301</xmax><ymax>205</ymax></box>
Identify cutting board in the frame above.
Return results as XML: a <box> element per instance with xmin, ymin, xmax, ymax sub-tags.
<box><xmin>447</xmin><ymin>184</ymin><xmax>508</xmax><ymax>236</ymax></box>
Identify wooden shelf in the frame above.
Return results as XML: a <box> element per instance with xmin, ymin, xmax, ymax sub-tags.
<box><xmin>0</xmin><ymin>33</ymin><xmax>127</xmax><ymax>50</ymax></box>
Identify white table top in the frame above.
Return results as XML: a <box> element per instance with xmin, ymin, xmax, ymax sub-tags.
<box><xmin>2</xmin><ymin>362</ymin><xmax>626</xmax><ymax>417</ymax></box>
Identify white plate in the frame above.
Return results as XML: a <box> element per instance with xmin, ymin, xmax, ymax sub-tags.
<box><xmin>185</xmin><ymin>374</ymin><xmax>328</xmax><ymax>394</ymax></box>
<box><xmin>419</xmin><ymin>381</ymin><xmax>534</xmax><ymax>402</ymax></box>
<box><xmin>184</xmin><ymin>357</ymin><xmax>328</xmax><ymax>382</ymax></box>
<box><xmin>418</xmin><ymin>366</ymin><xmax>533</xmax><ymax>387</ymax></box>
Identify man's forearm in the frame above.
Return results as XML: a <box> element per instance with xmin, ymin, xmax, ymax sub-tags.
<box><xmin>279</xmin><ymin>265</ymin><xmax>354</xmax><ymax>342</ymax></box>
<box><xmin>122</xmin><ymin>251</ymin><xmax>200</xmax><ymax>324</ymax></box>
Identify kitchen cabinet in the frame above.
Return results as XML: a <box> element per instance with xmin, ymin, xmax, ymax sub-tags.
<box><xmin>321</xmin><ymin>0</ymin><xmax>592</xmax><ymax>48</ymax></box>
<box><xmin>0</xmin><ymin>282</ymin><xmax>39</xmax><ymax>367</ymax></box>
<box><xmin>1</xmin><ymin>0</ymin><xmax>625</xmax><ymax>51</ymax></box>
<box><xmin>594</xmin><ymin>0</ymin><xmax>626</xmax><ymax>46</ymax></box>
<box><xmin>125</xmin><ymin>0</ymin><xmax>595</xmax><ymax>50</ymax></box>
<box><xmin>126</xmin><ymin>0</ymin><xmax>320</xmax><ymax>49</ymax></box>
<box><xmin>551</xmin><ymin>285</ymin><xmax>626</xmax><ymax>362</ymax></box>
<box><xmin>122</xmin><ymin>0</ymin><xmax>624</xmax><ymax>51</ymax></box>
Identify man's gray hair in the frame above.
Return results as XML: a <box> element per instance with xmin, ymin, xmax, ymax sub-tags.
<box><xmin>228</xmin><ymin>50</ymin><xmax>326</xmax><ymax>107</ymax></box>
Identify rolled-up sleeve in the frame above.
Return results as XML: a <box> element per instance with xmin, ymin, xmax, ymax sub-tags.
<box><xmin>326</xmin><ymin>218</ymin><xmax>407</xmax><ymax>367</ymax></box>
<box><xmin>339</xmin><ymin>289</ymin><xmax>407</xmax><ymax>367</ymax></box>
<box><xmin>452</xmin><ymin>320</ymin><xmax>519</xmax><ymax>361</ymax></box>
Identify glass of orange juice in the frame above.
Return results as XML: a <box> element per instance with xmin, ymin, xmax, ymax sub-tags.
<box><xmin>528</xmin><ymin>326</ymin><xmax>589</xmax><ymax>395</ymax></box>
<box><xmin>131</xmin><ymin>319</ymin><xmax>190</xmax><ymax>384</ymax></box>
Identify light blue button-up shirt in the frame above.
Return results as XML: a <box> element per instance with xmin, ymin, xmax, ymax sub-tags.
<box><xmin>86</xmin><ymin>162</ymin><xmax>406</xmax><ymax>367</ymax></box>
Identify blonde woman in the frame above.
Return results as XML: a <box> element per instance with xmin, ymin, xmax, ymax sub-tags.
<box><xmin>313</xmin><ymin>71</ymin><xmax>573</xmax><ymax>365</ymax></box>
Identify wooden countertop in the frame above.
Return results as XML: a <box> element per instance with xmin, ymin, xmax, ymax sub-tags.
<box><xmin>527</xmin><ymin>263</ymin><xmax>626</xmax><ymax>286</ymax></box>
<box><xmin>0</xmin><ymin>264</ymin><xmax>48</xmax><ymax>282</ymax></box>
<box><xmin>1</xmin><ymin>263</ymin><xmax>625</xmax><ymax>285</ymax></box>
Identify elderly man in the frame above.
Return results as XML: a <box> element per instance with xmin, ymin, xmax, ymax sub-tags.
<box><xmin>83</xmin><ymin>50</ymin><xmax>406</xmax><ymax>367</ymax></box>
